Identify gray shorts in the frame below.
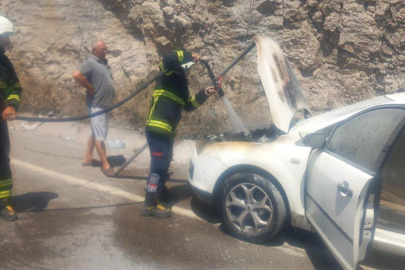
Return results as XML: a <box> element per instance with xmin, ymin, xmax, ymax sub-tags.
<box><xmin>88</xmin><ymin>107</ymin><xmax>109</xmax><ymax>142</ymax></box>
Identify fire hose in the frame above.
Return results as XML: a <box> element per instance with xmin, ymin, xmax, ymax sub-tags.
<box><xmin>4</xmin><ymin>70</ymin><xmax>167</xmax><ymax>122</ymax></box>
<box><xmin>200</xmin><ymin>59</ymin><xmax>224</xmax><ymax>97</ymax></box>
<box><xmin>2</xmin><ymin>42</ymin><xmax>256</xmax><ymax>122</ymax></box>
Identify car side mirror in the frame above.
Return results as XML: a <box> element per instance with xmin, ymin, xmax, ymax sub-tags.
<box><xmin>302</xmin><ymin>133</ymin><xmax>326</xmax><ymax>149</ymax></box>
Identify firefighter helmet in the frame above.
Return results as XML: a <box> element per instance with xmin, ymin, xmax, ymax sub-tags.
<box><xmin>0</xmin><ymin>16</ymin><xmax>14</xmax><ymax>37</ymax></box>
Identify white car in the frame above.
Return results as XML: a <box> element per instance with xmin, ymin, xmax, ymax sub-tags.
<box><xmin>188</xmin><ymin>36</ymin><xmax>405</xmax><ymax>270</ymax></box>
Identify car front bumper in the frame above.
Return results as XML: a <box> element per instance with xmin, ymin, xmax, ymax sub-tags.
<box><xmin>188</xmin><ymin>149</ymin><xmax>228</xmax><ymax>202</ymax></box>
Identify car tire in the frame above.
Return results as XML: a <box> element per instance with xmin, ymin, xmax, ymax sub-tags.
<box><xmin>220</xmin><ymin>172</ymin><xmax>287</xmax><ymax>243</ymax></box>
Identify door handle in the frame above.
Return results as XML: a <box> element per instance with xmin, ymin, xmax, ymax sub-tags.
<box><xmin>338</xmin><ymin>183</ymin><xmax>353</xmax><ymax>197</ymax></box>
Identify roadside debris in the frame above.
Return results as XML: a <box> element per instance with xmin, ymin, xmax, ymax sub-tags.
<box><xmin>21</xmin><ymin>121</ymin><xmax>43</xmax><ymax>131</ymax></box>
<box><xmin>106</xmin><ymin>139</ymin><xmax>126</xmax><ymax>149</ymax></box>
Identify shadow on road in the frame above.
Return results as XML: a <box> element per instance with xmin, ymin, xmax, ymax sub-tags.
<box><xmin>112</xmin><ymin>173</ymin><xmax>194</xmax><ymax>206</ymax></box>
<box><xmin>11</xmin><ymin>192</ymin><xmax>143</xmax><ymax>213</ymax></box>
<box><xmin>190</xmin><ymin>196</ymin><xmax>222</xmax><ymax>224</ymax></box>
<box><xmin>114</xmin><ymin>174</ymin><xmax>188</xmax><ymax>184</ymax></box>
<box><xmin>11</xmin><ymin>192</ymin><xmax>59</xmax><ymax>212</ymax></box>
<box><xmin>107</xmin><ymin>155</ymin><xmax>126</xmax><ymax>168</ymax></box>
<box><xmin>79</xmin><ymin>155</ymin><xmax>126</xmax><ymax>168</ymax></box>
<box><xmin>360</xmin><ymin>249</ymin><xmax>405</xmax><ymax>270</ymax></box>
<box><xmin>266</xmin><ymin>227</ymin><xmax>342</xmax><ymax>270</ymax></box>
<box><xmin>167</xmin><ymin>183</ymin><xmax>194</xmax><ymax>205</ymax></box>
<box><xmin>35</xmin><ymin>202</ymin><xmax>144</xmax><ymax>212</ymax></box>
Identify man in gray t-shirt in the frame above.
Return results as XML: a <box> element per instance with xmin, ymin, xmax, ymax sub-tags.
<box><xmin>73</xmin><ymin>40</ymin><xmax>115</xmax><ymax>176</ymax></box>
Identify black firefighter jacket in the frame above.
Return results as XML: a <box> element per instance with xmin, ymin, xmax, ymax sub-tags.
<box><xmin>146</xmin><ymin>50</ymin><xmax>209</xmax><ymax>136</ymax></box>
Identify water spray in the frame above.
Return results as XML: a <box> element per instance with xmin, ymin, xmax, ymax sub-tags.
<box><xmin>199</xmin><ymin>42</ymin><xmax>257</xmax><ymax>135</ymax></box>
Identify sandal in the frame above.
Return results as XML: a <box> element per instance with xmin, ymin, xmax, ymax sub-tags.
<box><xmin>82</xmin><ymin>160</ymin><xmax>101</xmax><ymax>167</ymax></box>
<box><xmin>102</xmin><ymin>167</ymin><xmax>116</xmax><ymax>177</ymax></box>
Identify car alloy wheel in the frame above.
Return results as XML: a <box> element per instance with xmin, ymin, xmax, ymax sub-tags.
<box><xmin>225</xmin><ymin>183</ymin><xmax>273</xmax><ymax>235</ymax></box>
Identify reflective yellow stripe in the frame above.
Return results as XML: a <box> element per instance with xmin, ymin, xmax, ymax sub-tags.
<box><xmin>0</xmin><ymin>81</ymin><xmax>6</xmax><ymax>89</ymax></box>
<box><xmin>147</xmin><ymin>120</ymin><xmax>173</xmax><ymax>132</ymax></box>
<box><xmin>0</xmin><ymin>179</ymin><xmax>12</xmax><ymax>188</ymax></box>
<box><xmin>159</xmin><ymin>61</ymin><xmax>173</xmax><ymax>76</ymax></box>
<box><xmin>146</xmin><ymin>122</ymin><xmax>172</xmax><ymax>133</ymax></box>
<box><xmin>12</xmin><ymin>82</ymin><xmax>21</xmax><ymax>88</ymax></box>
<box><xmin>7</xmin><ymin>95</ymin><xmax>20</xmax><ymax>101</ymax></box>
<box><xmin>0</xmin><ymin>190</ymin><xmax>12</xmax><ymax>199</ymax></box>
<box><xmin>147</xmin><ymin>93</ymin><xmax>175</xmax><ymax>133</ymax></box>
<box><xmin>189</xmin><ymin>96</ymin><xmax>201</xmax><ymax>108</ymax></box>
<box><xmin>177</xmin><ymin>51</ymin><xmax>184</xmax><ymax>63</ymax></box>
<box><xmin>153</xmin><ymin>90</ymin><xmax>185</xmax><ymax>106</ymax></box>
<box><xmin>146</xmin><ymin>120</ymin><xmax>174</xmax><ymax>133</ymax></box>
<box><xmin>165</xmin><ymin>71</ymin><xmax>173</xmax><ymax>76</ymax></box>
<box><xmin>148</xmin><ymin>96</ymin><xmax>159</xmax><ymax>121</ymax></box>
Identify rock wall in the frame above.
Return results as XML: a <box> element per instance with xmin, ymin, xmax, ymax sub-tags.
<box><xmin>1</xmin><ymin>0</ymin><xmax>404</xmax><ymax>137</ymax></box>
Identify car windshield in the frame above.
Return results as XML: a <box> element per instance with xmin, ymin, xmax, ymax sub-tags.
<box><xmin>291</xmin><ymin>95</ymin><xmax>392</xmax><ymax>132</ymax></box>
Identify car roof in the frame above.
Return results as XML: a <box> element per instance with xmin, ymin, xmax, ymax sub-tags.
<box><xmin>292</xmin><ymin>93</ymin><xmax>405</xmax><ymax>137</ymax></box>
<box><xmin>386</xmin><ymin>92</ymin><xmax>405</xmax><ymax>104</ymax></box>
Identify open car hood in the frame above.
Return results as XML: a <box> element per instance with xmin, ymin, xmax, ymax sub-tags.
<box><xmin>253</xmin><ymin>36</ymin><xmax>310</xmax><ymax>133</ymax></box>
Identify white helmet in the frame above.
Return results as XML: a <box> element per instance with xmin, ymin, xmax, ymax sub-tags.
<box><xmin>0</xmin><ymin>16</ymin><xmax>14</xmax><ymax>37</ymax></box>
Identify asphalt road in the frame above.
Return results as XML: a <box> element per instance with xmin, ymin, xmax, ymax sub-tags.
<box><xmin>1</xmin><ymin>124</ymin><xmax>404</xmax><ymax>270</ymax></box>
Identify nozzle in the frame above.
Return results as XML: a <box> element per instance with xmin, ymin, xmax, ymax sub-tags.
<box><xmin>200</xmin><ymin>60</ymin><xmax>225</xmax><ymax>97</ymax></box>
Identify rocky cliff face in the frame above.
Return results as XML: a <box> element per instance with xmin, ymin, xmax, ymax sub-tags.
<box><xmin>1</xmin><ymin>0</ymin><xmax>404</xmax><ymax>137</ymax></box>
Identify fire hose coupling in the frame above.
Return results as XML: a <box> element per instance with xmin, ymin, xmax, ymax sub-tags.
<box><xmin>216</xmin><ymin>76</ymin><xmax>225</xmax><ymax>97</ymax></box>
<box><xmin>216</xmin><ymin>76</ymin><xmax>223</xmax><ymax>88</ymax></box>
<box><xmin>200</xmin><ymin>59</ymin><xmax>225</xmax><ymax>97</ymax></box>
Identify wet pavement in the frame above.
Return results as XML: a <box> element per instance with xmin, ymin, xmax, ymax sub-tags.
<box><xmin>1</xmin><ymin>125</ymin><xmax>404</xmax><ymax>270</ymax></box>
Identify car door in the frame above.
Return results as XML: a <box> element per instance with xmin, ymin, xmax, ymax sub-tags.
<box><xmin>375</xmin><ymin>126</ymin><xmax>405</xmax><ymax>255</ymax></box>
<box><xmin>305</xmin><ymin>107</ymin><xmax>405</xmax><ymax>270</ymax></box>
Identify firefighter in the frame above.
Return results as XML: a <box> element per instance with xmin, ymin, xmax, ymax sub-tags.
<box><xmin>0</xmin><ymin>16</ymin><xmax>22</xmax><ymax>221</ymax></box>
<box><xmin>141</xmin><ymin>50</ymin><xmax>217</xmax><ymax>218</ymax></box>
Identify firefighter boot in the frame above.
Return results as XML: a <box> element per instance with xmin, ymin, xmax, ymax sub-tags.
<box><xmin>141</xmin><ymin>193</ymin><xmax>172</xmax><ymax>218</ymax></box>
<box><xmin>0</xmin><ymin>199</ymin><xmax>18</xmax><ymax>222</ymax></box>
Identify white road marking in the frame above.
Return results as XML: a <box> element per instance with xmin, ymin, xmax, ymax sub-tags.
<box><xmin>360</xmin><ymin>267</ymin><xmax>379</xmax><ymax>270</ymax></box>
<box><xmin>11</xmin><ymin>159</ymin><xmax>204</xmax><ymax>222</ymax></box>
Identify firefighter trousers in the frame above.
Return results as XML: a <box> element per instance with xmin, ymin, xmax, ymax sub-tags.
<box><xmin>145</xmin><ymin>131</ymin><xmax>174</xmax><ymax>203</ymax></box>
<box><xmin>0</xmin><ymin>120</ymin><xmax>12</xmax><ymax>202</ymax></box>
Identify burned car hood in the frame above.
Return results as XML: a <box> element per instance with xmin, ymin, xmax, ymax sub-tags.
<box><xmin>253</xmin><ymin>36</ymin><xmax>310</xmax><ymax>133</ymax></box>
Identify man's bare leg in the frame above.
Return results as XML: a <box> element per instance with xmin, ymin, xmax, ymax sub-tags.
<box><xmin>95</xmin><ymin>141</ymin><xmax>111</xmax><ymax>171</ymax></box>
<box><xmin>83</xmin><ymin>135</ymin><xmax>96</xmax><ymax>164</ymax></box>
